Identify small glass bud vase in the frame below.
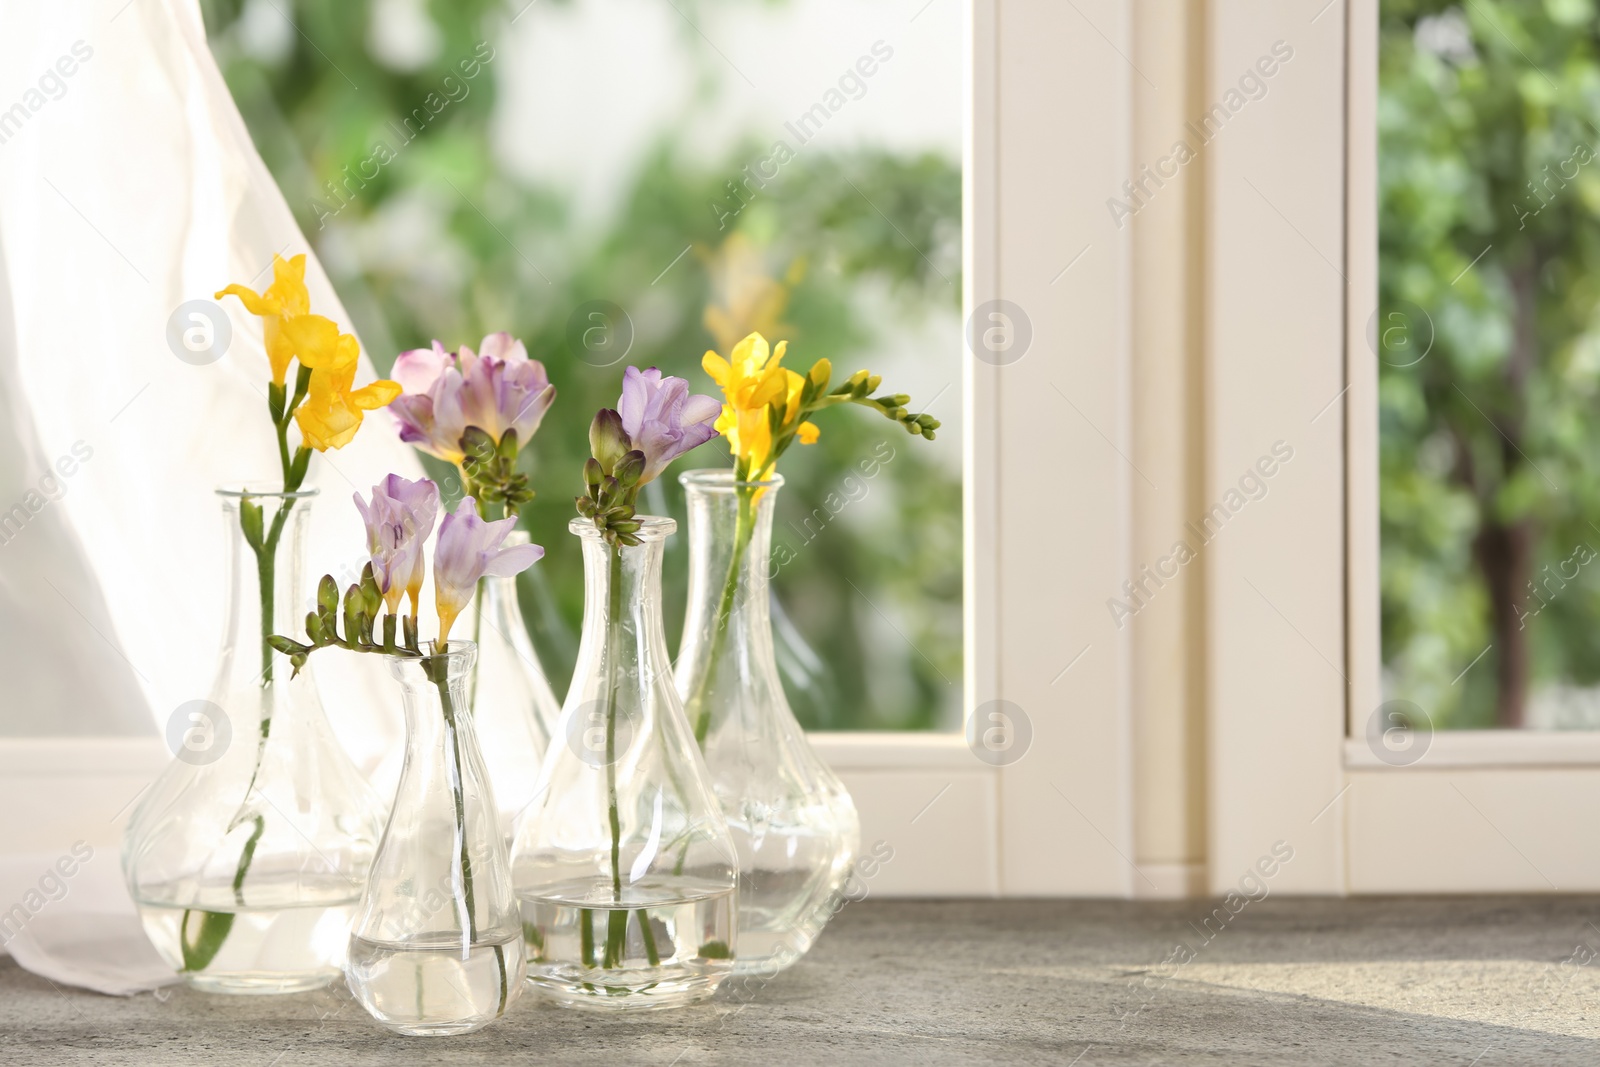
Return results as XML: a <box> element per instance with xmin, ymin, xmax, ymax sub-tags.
<box><xmin>467</xmin><ymin>530</ymin><xmax>563</xmax><ymax>841</ymax></box>
<box><xmin>346</xmin><ymin>642</ymin><xmax>526</xmax><ymax>1036</ymax></box>
<box><xmin>675</xmin><ymin>471</ymin><xmax>859</xmax><ymax>976</ymax></box>
<box><xmin>122</xmin><ymin>488</ymin><xmax>385</xmax><ymax>994</ymax></box>
<box><xmin>511</xmin><ymin>516</ymin><xmax>738</xmax><ymax>1011</ymax></box>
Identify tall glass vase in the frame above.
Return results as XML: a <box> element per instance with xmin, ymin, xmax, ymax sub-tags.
<box><xmin>346</xmin><ymin>643</ymin><xmax>525</xmax><ymax>1036</ymax></box>
<box><xmin>511</xmin><ymin>516</ymin><xmax>738</xmax><ymax>1011</ymax></box>
<box><xmin>122</xmin><ymin>488</ymin><xmax>385</xmax><ymax>994</ymax></box>
<box><xmin>468</xmin><ymin>531</ymin><xmax>562</xmax><ymax>841</ymax></box>
<box><xmin>675</xmin><ymin>470</ymin><xmax>859</xmax><ymax>976</ymax></box>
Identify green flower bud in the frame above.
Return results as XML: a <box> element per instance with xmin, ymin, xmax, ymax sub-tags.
<box><xmin>318</xmin><ymin>575</ymin><xmax>340</xmax><ymax>617</ymax></box>
<box><xmin>588</xmin><ymin>408</ymin><xmax>631</xmax><ymax>474</ymax></box>
<box><xmin>613</xmin><ymin>449</ymin><xmax>646</xmax><ymax>488</ymax></box>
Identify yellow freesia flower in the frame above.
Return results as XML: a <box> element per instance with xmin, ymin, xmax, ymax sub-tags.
<box><xmin>291</xmin><ymin>330</ymin><xmax>401</xmax><ymax>451</ymax></box>
<box><xmin>276</xmin><ymin>312</ymin><xmax>348</xmax><ymax>371</ymax></box>
<box><xmin>702</xmin><ymin>235</ymin><xmax>799</xmax><ymax>354</ymax></box>
<box><xmin>702</xmin><ymin>332</ymin><xmax>819</xmax><ymax>480</ymax></box>
<box><xmin>215</xmin><ymin>254</ymin><xmax>311</xmax><ymax>386</ymax></box>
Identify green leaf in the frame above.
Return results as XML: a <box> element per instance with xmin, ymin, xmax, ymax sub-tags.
<box><xmin>179</xmin><ymin>909</ymin><xmax>236</xmax><ymax>973</ymax></box>
<box><xmin>698</xmin><ymin>940</ymin><xmax>733</xmax><ymax>960</ymax></box>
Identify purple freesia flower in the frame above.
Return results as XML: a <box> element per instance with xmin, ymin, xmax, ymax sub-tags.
<box><xmin>434</xmin><ymin>496</ymin><xmax>544</xmax><ymax>643</ymax></box>
<box><xmin>389</xmin><ymin>333</ymin><xmax>555</xmax><ymax>464</ymax></box>
<box><xmin>390</xmin><ymin>341</ymin><xmax>466</xmax><ymax>462</ymax></box>
<box><xmin>460</xmin><ymin>333</ymin><xmax>555</xmax><ymax>444</ymax></box>
<box><xmin>353</xmin><ymin>475</ymin><xmax>440</xmax><ymax>615</ymax></box>
<box><xmin>616</xmin><ymin>366</ymin><xmax>721</xmax><ymax>485</ymax></box>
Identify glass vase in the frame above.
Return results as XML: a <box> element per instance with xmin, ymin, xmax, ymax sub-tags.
<box><xmin>122</xmin><ymin>488</ymin><xmax>385</xmax><ymax>994</ymax></box>
<box><xmin>346</xmin><ymin>642</ymin><xmax>526</xmax><ymax>1036</ymax></box>
<box><xmin>511</xmin><ymin>516</ymin><xmax>738</xmax><ymax>1011</ymax></box>
<box><xmin>467</xmin><ymin>531</ymin><xmax>563</xmax><ymax>842</ymax></box>
<box><xmin>675</xmin><ymin>471</ymin><xmax>859</xmax><ymax>976</ymax></box>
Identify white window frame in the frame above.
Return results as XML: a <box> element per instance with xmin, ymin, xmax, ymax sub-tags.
<box><xmin>814</xmin><ymin>0</ymin><xmax>1143</xmax><ymax>899</ymax></box>
<box><xmin>1</xmin><ymin>0</ymin><xmax>1152</xmax><ymax>900</ymax></box>
<box><xmin>1208</xmin><ymin>0</ymin><xmax>1600</xmax><ymax>894</ymax></box>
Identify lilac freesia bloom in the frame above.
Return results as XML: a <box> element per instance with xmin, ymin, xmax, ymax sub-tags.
<box><xmin>353</xmin><ymin>474</ymin><xmax>440</xmax><ymax>614</ymax></box>
<box><xmin>433</xmin><ymin>496</ymin><xmax>544</xmax><ymax>643</ymax></box>
<box><xmin>616</xmin><ymin>366</ymin><xmax>721</xmax><ymax>484</ymax></box>
<box><xmin>389</xmin><ymin>333</ymin><xmax>555</xmax><ymax>464</ymax></box>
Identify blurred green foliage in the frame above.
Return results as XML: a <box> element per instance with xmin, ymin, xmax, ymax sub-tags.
<box><xmin>201</xmin><ymin>0</ymin><xmax>962</xmax><ymax>729</ymax></box>
<box><xmin>1380</xmin><ymin>0</ymin><xmax>1600</xmax><ymax>727</ymax></box>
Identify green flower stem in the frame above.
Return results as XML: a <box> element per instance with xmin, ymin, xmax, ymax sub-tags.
<box><xmin>581</xmin><ymin>909</ymin><xmax>597</xmax><ymax>967</ymax></box>
<box><xmin>431</xmin><ymin>661</ymin><xmax>478</xmax><ymax>945</ymax></box>
<box><xmin>433</xmin><ymin>651</ymin><xmax>507</xmax><ymax>1010</ymax></box>
<box><xmin>687</xmin><ymin>486</ymin><xmax>757</xmax><ymax>747</ymax></box>
<box><xmin>601</xmin><ymin>544</ymin><xmax>626</xmax><ymax>969</ymax></box>
<box><xmin>180</xmin><ymin>394</ymin><xmax>309</xmax><ymax>973</ymax></box>
<box><xmin>637</xmin><ymin>909</ymin><xmax>661</xmax><ymax>965</ymax></box>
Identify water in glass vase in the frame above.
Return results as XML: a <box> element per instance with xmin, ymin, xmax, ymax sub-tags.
<box><xmin>731</xmin><ymin>844</ymin><xmax>854</xmax><ymax>964</ymax></box>
<box><xmin>675</xmin><ymin>472</ymin><xmax>859</xmax><ymax>977</ymax></box>
<box><xmin>510</xmin><ymin>517</ymin><xmax>741</xmax><ymax>1011</ymax></box>
<box><xmin>346</xmin><ymin>931</ymin><xmax>524</xmax><ymax>1036</ymax></box>
<box><xmin>519</xmin><ymin>878</ymin><xmax>735</xmax><ymax>1008</ymax></box>
<box><xmin>134</xmin><ymin>878</ymin><xmax>357</xmax><ymax>993</ymax></box>
<box><xmin>346</xmin><ymin>644</ymin><xmax>526</xmax><ymax>1035</ymax></box>
<box><xmin>122</xmin><ymin>490</ymin><xmax>385</xmax><ymax>995</ymax></box>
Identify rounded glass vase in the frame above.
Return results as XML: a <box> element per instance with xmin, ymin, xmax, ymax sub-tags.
<box><xmin>466</xmin><ymin>530</ymin><xmax>563</xmax><ymax>842</ymax></box>
<box><xmin>511</xmin><ymin>516</ymin><xmax>738</xmax><ymax>1011</ymax></box>
<box><xmin>675</xmin><ymin>471</ymin><xmax>860</xmax><ymax>977</ymax></box>
<box><xmin>346</xmin><ymin>643</ymin><xmax>525</xmax><ymax>1037</ymax></box>
<box><xmin>122</xmin><ymin>488</ymin><xmax>385</xmax><ymax>994</ymax></box>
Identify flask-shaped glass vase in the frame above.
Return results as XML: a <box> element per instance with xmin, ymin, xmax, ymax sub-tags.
<box><xmin>675</xmin><ymin>471</ymin><xmax>860</xmax><ymax>976</ymax></box>
<box><xmin>511</xmin><ymin>517</ymin><xmax>738</xmax><ymax>1011</ymax></box>
<box><xmin>468</xmin><ymin>530</ymin><xmax>563</xmax><ymax>842</ymax></box>
<box><xmin>346</xmin><ymin>643</ymin><xmax>526</xmax><ymax>1036</ymax></box>
<box><xmin>122</xmin><ymin>488</ymin><xmax>385</xmax><ymax>994</ymax></box>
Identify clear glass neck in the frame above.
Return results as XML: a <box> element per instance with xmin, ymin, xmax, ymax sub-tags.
<box><xmin>215</xmin><ymin>487</ymin><xmax>318</xmax><ymax>687</ymax></box>
<box><xmin>387</xmin><ymin>643</ymin><xmax>479</xmax><ymax>736</ymax></box>
<box><xmin>372</xmin><ymin>641</ymin><xmax>514</xmax><ymax>946</ymax></box>
<box><xmin>676</xmin><ymin>472</ymin><xmax>784</xmax><ymax>730</ymax></box>
<box><xmin>568</xmin><ymin>516</ymin><xmax>677</xmax><ymax>697</ymax></box>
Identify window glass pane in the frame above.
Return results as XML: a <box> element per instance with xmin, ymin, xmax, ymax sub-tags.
<box><xmin>205</xmin><ymin>0</ymin><xmax>963</xmax><ymax>730</ymax></box>
<box><xmin>1379</xmin><ymin>2</ymin><xmax>1599</xmax><ymax>729</ymax></box>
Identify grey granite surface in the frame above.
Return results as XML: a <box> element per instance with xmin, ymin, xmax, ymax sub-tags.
<box><xmin>3</xmin><ymin>897</ymin><xmax>1600</xmax><ymax>1066</ymax></box>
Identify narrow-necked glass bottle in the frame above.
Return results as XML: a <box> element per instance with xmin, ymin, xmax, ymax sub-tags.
<box><xmin>123</xmin><ymin>488</ymin><xmax>385</xmax><ymax>993</ymax></box>
<box><xmin>675</xmin><ymin>471</ymin><xmax>859</xmax><ymax>976</ymax></box>
<box><xmin>346</xmin><ymin>642</ymin><xmax>525</xmax><ymax>1036</ymax></box>
<box><xmin>467</xmin><ymin>530</ymin><xmax>563</xmax><ymax>841</ymax></box>
<box><xmin>511</xmin><ymin>516</ymin><xmax>737</xmax><ymax>1010</ymax></box>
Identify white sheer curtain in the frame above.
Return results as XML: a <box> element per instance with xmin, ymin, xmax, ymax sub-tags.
<box><xmin>0</xmin><ymin>0</ymin><xmax>419</xmax><ymax>781</ymax></box>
